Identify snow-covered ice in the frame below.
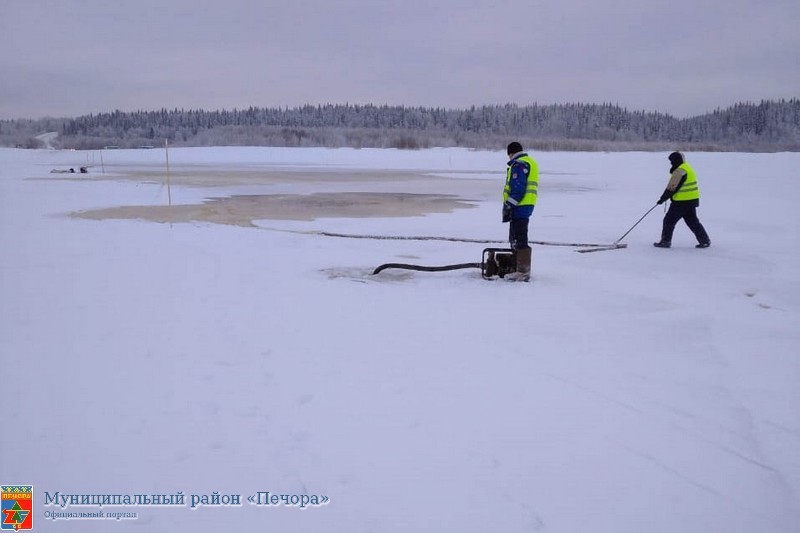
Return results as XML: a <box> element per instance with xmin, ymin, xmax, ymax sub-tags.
<box><xmin>1</xmin><ymin>146</ymin><xmax>798</xmax><ymax>532</ymax></box>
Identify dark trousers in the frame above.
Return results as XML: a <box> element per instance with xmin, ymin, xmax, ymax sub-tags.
<box><xmin>509</xmin><ymin>218</ymin><xmax>530</xmax><ymax>250</ymax></box>
<box><xmin>661</xmin><ymin>200</ymin><xmax>710</xmax><ymax>244</ymax></box>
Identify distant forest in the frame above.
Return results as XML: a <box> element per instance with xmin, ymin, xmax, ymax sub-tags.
<box><xmin>2</xmin><ymin>99</ymin><xmax>799</xmax><ymax>152</ymax></box>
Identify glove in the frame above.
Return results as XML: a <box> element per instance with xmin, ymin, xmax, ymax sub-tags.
<box><xmin>502</xmin><ymin>204</ymin><xmax>511</xmax><ymax>223</ymax></box>
<box><xmin>657</xmin><ymin>191</ymin><xmax>671</xmax><ymax>205</ymax></box>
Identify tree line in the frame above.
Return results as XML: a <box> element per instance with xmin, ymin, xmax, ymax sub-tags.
<box><xmin>2</xmin><ymin>99</ymin><xmax>798</xmax><ymax>151</ymax></box>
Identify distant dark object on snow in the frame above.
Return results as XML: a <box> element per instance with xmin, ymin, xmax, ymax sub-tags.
<box><xmin>50</xmin><ymin>167</ymin><xmax>88</xmax><ymax>174</ymax></box>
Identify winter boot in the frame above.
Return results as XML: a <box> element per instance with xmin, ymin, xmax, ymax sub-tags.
<box><xmin>656</xmin><ymin>219</ymin><xmax>676</xmax><ymax>249</ymax></box>
<box><xmin>686</xmin><ymin>217</ymin><xmax>711</xmax><ymax>248</ymax></box>
<box><xmin>507</xmin><ymin>248</ymin><xmax>531</xmax><ymax>282</ymax></box>
<box><xmin>693</xmin><ymin>227</ymin><xmax>711</xmax><ymax>249</ymax></box>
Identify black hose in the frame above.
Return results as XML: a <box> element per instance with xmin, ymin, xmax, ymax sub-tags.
<box><xmin>317</xmin><ymin>231</ymin><xmax>611</xmax><ymax>248</ymax></box>
<box><xmin>261</xmin><ymin>227</ymin><xmax>618</xmax><ymax>248</ymax></box>
<box><xmin>372</xmin><ymin>262</ymin><xmax>481</xmax><ymax>275</ymax></box>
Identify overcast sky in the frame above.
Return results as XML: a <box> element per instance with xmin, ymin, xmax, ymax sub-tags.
<box><xmin>1</xmin><ymin>0</ymin><xmax>798</xmax><ymax>120</ymax></box>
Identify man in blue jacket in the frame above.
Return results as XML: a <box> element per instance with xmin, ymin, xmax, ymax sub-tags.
<box><xmin>502</xmin><ymin>142</ymin><xmax>538</xmax><ymax>281</ymax></box>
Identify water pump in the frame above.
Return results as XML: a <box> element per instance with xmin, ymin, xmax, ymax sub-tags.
<box><xmin>480</xmin><ymin>248</ymin><xmax>517</xmax><ymax>279</ymax></box>
<box><xmin>371</xmin><ymin>247</ymin><xmax>519</xmax><ymax>280</ymax></box>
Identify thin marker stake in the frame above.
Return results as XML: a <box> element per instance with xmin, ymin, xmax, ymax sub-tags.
<box><xmin>165</xmin><ymin>139</ymin><xmax>172</xmax><ymax>207</ymax></box>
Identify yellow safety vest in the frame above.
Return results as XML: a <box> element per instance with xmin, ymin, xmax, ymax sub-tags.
<box><xmin>671</xmin><ymin>162</ymin><xmax>700</xmax><ymax>201</ymax></box>
<box><xmin>504</xmin><ymin>155</ymin><xmax>539</xmax><ymax>206</ymax></box>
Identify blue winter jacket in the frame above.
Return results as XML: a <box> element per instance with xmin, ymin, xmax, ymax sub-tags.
<box><xmin>505</xmin><ymin>154</ymin><xmax>535</xmax><ymax>219</ymax></box>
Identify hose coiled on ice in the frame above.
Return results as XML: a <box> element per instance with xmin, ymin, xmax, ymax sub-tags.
<box><xmin>372</xmin><ymin>262</ymin><xmax>480</xmax><ymax>275</ymax></box>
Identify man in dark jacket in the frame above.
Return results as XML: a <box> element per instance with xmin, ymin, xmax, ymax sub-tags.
<box><xmin>502</xmin><ymin>142</ymin><xmax>538</xmax><ymax>281</ymax></box>
<box><xmin>654</xmin><ymin>151</ymin><xmax>711</xmax><ymax>248</ymax></box>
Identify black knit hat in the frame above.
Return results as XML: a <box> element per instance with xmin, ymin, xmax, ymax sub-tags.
<box><xmin>507</xmin><ymin>142</ymin><xmax>523</xmax><ymax>155</ymax></box>
<box><xmin>668</xmin><ymin>151</ymin><xmax>684</xmax><ymax>165</ymax></box>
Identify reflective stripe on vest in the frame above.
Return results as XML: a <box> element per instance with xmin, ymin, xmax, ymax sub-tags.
<box><xmin>671</xmin><ymin>162</ymin><xmax>700</xmax><ymax>201</ymax></box>
<box><xmin>504</xmin><ymin>155</ymin><xmax>539</xmax><ymax>206</ymax></box>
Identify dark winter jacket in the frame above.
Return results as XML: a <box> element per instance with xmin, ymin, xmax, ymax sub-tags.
<box><xmin>504</xmin><ymin>153</ymin><xmax>536</xmax><ymax>218</ymax></box>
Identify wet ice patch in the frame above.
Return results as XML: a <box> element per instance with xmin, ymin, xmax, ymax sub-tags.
<box><xmin>321</xmin><ymin>266</ymin><xmax>414</xmax><ymax>283</ymax></box>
